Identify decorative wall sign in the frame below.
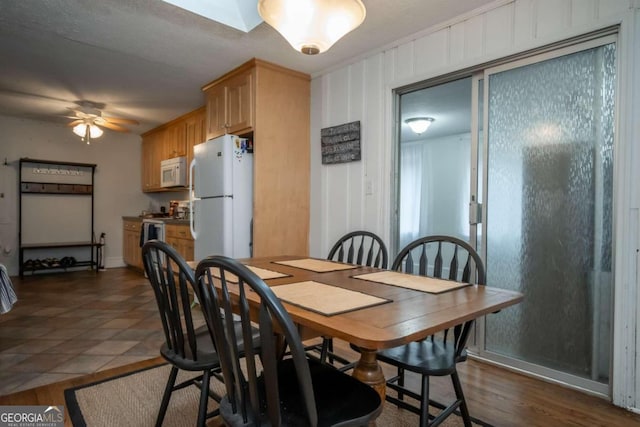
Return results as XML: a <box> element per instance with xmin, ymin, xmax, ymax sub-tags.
<box><xmin>321</xmin><ymin>121</ymin><xmax>361</xmax><ymax>164</ymax></box>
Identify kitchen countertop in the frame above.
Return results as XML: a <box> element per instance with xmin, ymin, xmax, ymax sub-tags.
<box><xmin>122</xmin><ymin>216</ymin><xmax>190</xmax><ymax>225</ymax></box>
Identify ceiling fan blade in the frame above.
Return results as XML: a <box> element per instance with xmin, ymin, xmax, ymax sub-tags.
<box><xmin>103</xmin><ymin>116</ymin><xmax>139</xmax><ymax>125</ymax></box>
<box><xmin>99</xmin><ymin>122</ymin><xmax>130</xmax><ymax>132</ymax></box>
<box><xmin>67</xmin><ymin>119</ymin><xmax>83</xmax><ymax>127</ymax></box>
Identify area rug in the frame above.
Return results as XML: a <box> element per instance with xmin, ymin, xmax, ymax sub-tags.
<box><xmin>64</xmin><ymin>364</ymin><xmax>488</xmax><ymax>426</ymax></box>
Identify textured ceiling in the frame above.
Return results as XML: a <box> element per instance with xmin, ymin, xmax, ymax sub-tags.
<box><xmin>0</xmin><ymin>0</ymin><xmax>496</xmax><ymax>134</ymax></box>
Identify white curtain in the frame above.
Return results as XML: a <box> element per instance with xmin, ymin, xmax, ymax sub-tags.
<box><xmin>399</xmin><ymin>143</ymin><xmax>424</xmax><ymax>249</ymax></box>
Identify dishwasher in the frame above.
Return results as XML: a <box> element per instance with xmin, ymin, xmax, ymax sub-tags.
<box><xmin>141</xmin><ymin>219</ymin><xmax>166</xmax><ymax>276</ymax></box>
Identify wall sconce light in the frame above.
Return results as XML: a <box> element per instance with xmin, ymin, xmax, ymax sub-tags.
<box><xmin>405</xmin><ymin>117</ymin><xmax>435</xmax><ymax>135</ymax></box>
<box><xmin>73</xmin><ymin>123</ymin><xmax>103</xmax><ymax>145</ymax></box>
<box><xmin>257</xmin><ymin>0</ymin><xmax>366</xmax><ymax>55</ymax></box>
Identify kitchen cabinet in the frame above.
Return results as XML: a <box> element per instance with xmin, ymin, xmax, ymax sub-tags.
<box><xmin>184</xmin><ymin>107</ymin><xmax>206</xmax><ymax>169</ymax></box>
<box><xmin>204</xmin><ymin>71</ymin><xmax>252</xmax><ymax>139</ymax></box>
<box><xmin>202</xmin><ymin>58</ymin><xmax>310</xmax><ymax>257</ymax></box>
<box><xmin>163</xmin><ymin>121</ymin><xmax>187</xmax><ymax>159</ymax></box>
<box><xmin>165</xmin><ymin>223</ymin><xmax>194</xmax><ymax>261</ymax></box>
<box><xmin>141</xmin><ymin>131</ymin><xmax>163</xmax><ymax>192</ymax></box>
<box><xmin>123</xmin><ymin>219</ymin><xmax>143</xmax><ymax>269</ymax></box>
<box><xmin>141</xmin><ymin>107</ymin><xmax>206</xmax><ymax>192</ymax></box>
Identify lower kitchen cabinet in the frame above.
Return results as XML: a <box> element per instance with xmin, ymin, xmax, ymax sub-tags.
<box><xmin>123</xmin><ymin>219</ymin><xmax>143</xmax><ymax>270</ymax></box>
<box><xmin>165</xmin><ymin>223</ymin><xmax>194</xmax><ymax>262</ymax></box>
<box><xmin>123</xmin><ymin>219</ymin><xmax>193</xmax><ymax>270</ymax></box>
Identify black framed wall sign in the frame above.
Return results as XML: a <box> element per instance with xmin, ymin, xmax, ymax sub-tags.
<box><xmin>321</xmin><ymin>121</ymin><xmax>361</xmax><ymax>164</ymax></box>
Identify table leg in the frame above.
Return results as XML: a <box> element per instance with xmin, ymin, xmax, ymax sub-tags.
<box><xmin>351</xmin><ymin>348</ymin><xmax>385</xmax><ymax>402</ymax></box>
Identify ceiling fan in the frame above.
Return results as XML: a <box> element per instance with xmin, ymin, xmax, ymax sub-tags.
<box><xmin>66</xmin><ymin>100</ymin><xmax>139</xmax><ymax>144</ymax></box>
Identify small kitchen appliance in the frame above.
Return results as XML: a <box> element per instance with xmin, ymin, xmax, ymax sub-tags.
<box><xmin>160</xmin><ymin>156</ymin><xmax>187</xmax><ymax>188</ymax></box>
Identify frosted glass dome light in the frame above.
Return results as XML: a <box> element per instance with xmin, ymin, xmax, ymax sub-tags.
<box><xmin>258</xmin><ymin>0</ymin><xmax>366</xmax><ymax>55</ymax></box>
<box><xmin>405</xmin><ymin>117</ymin><xmax>435</xmax><ymax>135</ymax></box>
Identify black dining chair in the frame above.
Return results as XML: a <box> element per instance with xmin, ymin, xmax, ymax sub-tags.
<box><xmin>142</xmin><ymin>240</ymin><xmax>259</xmax><ymax>427</ymax></box>
<box><xmin>327</xmin><ymin>230</ymin><xmax>388</xmax><ymax>268</ymax></box>
<box><xmin>194</xmin><ymin>255</ymin><xmax>383</xmax><ymax>427</ymax></box>
<box><xmin>376</xmin><ymin>235</ymin><xmax>486</xmax><ymax>427</ymax></box>
<box><xmin>312</xmin><ymin>231</ymin><xmax>389</xmax><ymax>370</ymax></box>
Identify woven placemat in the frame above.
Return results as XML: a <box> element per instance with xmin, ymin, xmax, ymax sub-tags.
<box><xmin>271</xmin><ymin>281</ymin><xmax>391</xmax><ymax>316</ymax></box>
<box><xmin>193</xmin><ymin>264</ymin><xmax>290</xmax><ymax>283</ymax></box>
<box><xmin>273</xmin><ymin>258</ymin><xmax>358</xmax><ymax>273</ymax></box>
<box><xmin>353</xmin><ymin>271</ymin><xmax>471</xmax><ymax>294</ymax></box>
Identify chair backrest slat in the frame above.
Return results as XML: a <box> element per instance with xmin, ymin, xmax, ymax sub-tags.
<box><xmin>419</xmin><ymin>243</ymin><xmax>429</xmax><ymax>276</ymax></box>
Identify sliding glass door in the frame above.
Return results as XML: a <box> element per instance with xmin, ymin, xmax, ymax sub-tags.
<box><xmin>479</xmin><ymin>38</ymin><xmax>616</xmax><ymax>393</ymax></box>
<box><xmin>395</xmin><ymin>35</ymin><xmax>616</xmax><ymax>393</ymax></box>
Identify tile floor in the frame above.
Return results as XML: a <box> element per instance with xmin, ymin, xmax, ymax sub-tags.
<box><xmin>0</xmin><ymin>267</ymin><xmax>187</xmax><ymax>395</ymax></box>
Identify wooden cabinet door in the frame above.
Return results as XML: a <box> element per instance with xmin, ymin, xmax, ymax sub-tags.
<box><xmin>123</xmin><ymin>229</ymin><xmax>132</xmax><ymax>265</ymax></box>
<box><xmin>133</xmin><ymin>231</ymin><xmax>142</xmax><ymax>269</ymax></box>
<box><xmin>205</xmin><ymin>84</ymin><xmax>227</xmax><ymax>140</ymax></box>
<box><xmin>166</xmin><ymin>236</ymin><xmax>179</xmax><ymax>253</ymax></box>
<box><xmin>169</xmin><ymin>237</ymin><xmax>194</xmax><ymax>262</ymax></box>
<box><xmin>142</xmin><ymin>136</ymin><xmax>156</xmax><ymax>191</ymax></box>
<box><xmin>179</xmin><ymin>238</ymin><xmax>194</xmax><ymax>261</ymax></box>
<box><xmin>142</xmin><ymin>131</ymin><xmax>164</xmax><ymax>192</ymax></box>
<box><xmin>185</xmin><ymin>109</ymin><xmax>206</xmax><ymax>173</ymax></box>
<box><xmin>164</xmin><ymin>122</ymin><xmax>187</xmax><ymax>159</ymax></box>
<box><xmin>166</xmin><ymin>224</ymin><xmax>194</xmax><ymax>262</ymax></box>
<box><xmin>123</xmin><ymin>222</ymin><xmax>142</xmax><ymax>269</ymax></box>
<box><xmin>226</xmin><ymin>71</ymin><xmax>253</xmax><ymax>135</ymax></box>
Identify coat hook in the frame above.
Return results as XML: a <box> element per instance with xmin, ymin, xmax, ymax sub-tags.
<box><xmin>3</xmin><ymin>158</ymin><xmax>7</xmax><ymax>166</ymax></box>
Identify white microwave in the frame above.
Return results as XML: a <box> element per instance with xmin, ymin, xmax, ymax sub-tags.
<box><xmin>160</xmin><ymin>157</ymin><xmax>187</xmax><ymax>188</ymax></box>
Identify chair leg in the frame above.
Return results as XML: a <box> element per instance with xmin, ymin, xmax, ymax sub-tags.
<box><xmin>156</xmin><ymin>366</ymin><xmax>179</xmax><ymax>427</ymax></box>
<box><xmin>320</xmin><ymin>337</ymin><xmax>330</xmax><ymax>364</ymax></box>
<box><xmin>196</xmin><ymin>369</ymin><xmax>212</xmax><ymax>427</ymax></box>
<box><xmin>419</xmin><ymin>374</ymin><xmax>429</xmax><ymax>427</ymax></box>
<box><xmin>397</xmin><ymin>367</ymin><xmax>405</xmax><ymax>403</ymax></box>
<box><xmin>328</xmin><ymin>338</ymin><xmax>335</xmax><ymax>364</ymax></box>
<box><xmin>451</xmin><ymin>371</ymin><xmax>472</xmax><ymax>427</ymax></box>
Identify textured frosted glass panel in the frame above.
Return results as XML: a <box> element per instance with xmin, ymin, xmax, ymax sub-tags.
<box><xmin>485</xmin><ymin>44</ymin><xmax>615</xmax><ymax>383</ymax></box>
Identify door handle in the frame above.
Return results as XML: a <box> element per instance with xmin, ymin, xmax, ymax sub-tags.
<box><xmin>469</xmin><ymin>201</ymin><xmax>482</xmax><ymax>225</ymax></box>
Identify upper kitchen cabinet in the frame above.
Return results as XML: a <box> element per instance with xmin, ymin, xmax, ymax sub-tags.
<box><xmin>141</xmin><ymin>107</ymin><xmax>206</xmax><ymax>193</ymax></box>
<box><xmin>184</xmin><ymin>107</ymin><xmax>206</xmax><ymax>168</ymax></box>
<box><xmin>203</xmin><ymin>68</ymin><xmax>253</xmax><ymax>139</ymax></box>
<box><xmin>141</xmin><ymin>131</ymin><xmax>163</xmax><ymax>191</ymax></box>
<box><xmin>163</xmin><ymin>121</ymin><xmax>187</xmax><ymax>159</ymax></box>
<box><xmin>202</xmin><ymin>58</ymin><xmax>310</xmax><ymax>257</ymax></box>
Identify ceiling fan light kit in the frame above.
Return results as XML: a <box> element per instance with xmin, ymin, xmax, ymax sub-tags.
<box><xmin>66</xmin><ymin>100</ymin><xmax>138</xmax><ymax>144</ymax></box>
<box><xmin>258</xmin><ymin>0</ymin><xmax>366</xmax><ymax>55</ymax></box>
<box><xmin>72</xmin><ymin>123</ymin><xmax>103</xmax><ymax>144</ymax></box>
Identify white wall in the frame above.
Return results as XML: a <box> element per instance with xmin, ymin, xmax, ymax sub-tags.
<box><xmin>310</xmin><ymin>0</ymin><xmax>640</xmax><ymax>409</ymax></box>
<box><xmin>0</xmin><ymin>115</ymin><xmax>155</xmax><ymax>275</ymax></box>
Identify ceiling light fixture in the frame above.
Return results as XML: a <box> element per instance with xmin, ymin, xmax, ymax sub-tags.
<box><xmin>72</xmin><ymin>122</ymin><xmax>103</xmax><ymax>145</ymax></box>
<box><xmin>405</xmin><ymin>117</ymin><xmax>435</xmax><ymax>135</ymax></box>
<box><xmin>257</xmin><ymin>0</ymin><xmax>366</xmax><ymax>55</ymax></box>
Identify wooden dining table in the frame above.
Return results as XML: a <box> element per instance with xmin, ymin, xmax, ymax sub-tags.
<box><xmin>214</xmin><ymin>255</ymin><xmax>524</xmax><ymax>400</ymax></box>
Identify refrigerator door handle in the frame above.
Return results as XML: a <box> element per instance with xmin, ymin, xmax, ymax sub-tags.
<box><xmin>189</xmin><ymin>158</ymin><xmax>197</xmax><ymax>239</ymax></box>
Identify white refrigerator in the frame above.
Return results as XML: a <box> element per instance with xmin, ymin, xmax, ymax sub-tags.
<box><xmin>189</xmin><ymin>134</ymin><xmax>253</xmax><ymax>262</ymax></box>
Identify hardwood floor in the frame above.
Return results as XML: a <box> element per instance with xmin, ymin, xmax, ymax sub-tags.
<box><xmin>1</xmin><ymin>267</ymin><xmax>639</xmax><ymax>426</ymax></box>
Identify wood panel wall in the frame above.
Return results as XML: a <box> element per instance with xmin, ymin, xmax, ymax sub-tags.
<box><xmin>310</xmin><ymin>0</ymin><xmax>638</xmax><ymax>409</ymax></box>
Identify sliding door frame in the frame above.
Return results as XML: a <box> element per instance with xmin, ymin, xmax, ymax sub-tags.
<box><xmin>392</xmin><ymin>27</ymin><xmax>626</xmax><ymax>399</ymax></box>
<box><xmin>473</xmin><ymin>34</ymin><xmax>618</xmax><ymax>397</ymax></box>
